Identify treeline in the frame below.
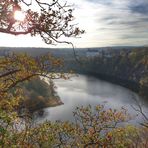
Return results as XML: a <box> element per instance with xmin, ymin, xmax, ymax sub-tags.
<box><xmin>64</xmin><ymin>47</ymin><xmax>148</xmax><ymax>99</ymax></box>
<box><xmin>85</xmin><ymin>48</ymin><xmax>148</xmax><ymax>96</ymax></box>
<box><xmin>0</xmin><ymin>47</ymin><xmax>147</xmax><ymax>98</ymax></box>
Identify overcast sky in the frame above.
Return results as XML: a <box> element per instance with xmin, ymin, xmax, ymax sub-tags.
<box><xmin>0</xmin><ymin>0</ymin><xmax>148</xmax><ymax>48</ymax></box>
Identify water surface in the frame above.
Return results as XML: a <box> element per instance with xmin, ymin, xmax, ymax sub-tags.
<box><xmin>37</xmin><ymin>75</ymin><xmax>148</xmax><ymax>123</ymax></box>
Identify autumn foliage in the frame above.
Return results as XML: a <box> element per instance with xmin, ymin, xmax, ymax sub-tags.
<box><xmin>0</xmin><ymin>0</ymin><xmax>148</xmax><ymax>147</ymax></box>
<box><xmin>0</xmin><ymin>104</ymin><xmax>148</xmax><ymax>147</ymax></box>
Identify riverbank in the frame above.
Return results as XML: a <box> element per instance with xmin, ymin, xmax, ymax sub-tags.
<box><xmin>76</xmin><ymin>70</ymin><xmax>147</xmax><ymax>100</ymax></box>
<box><xmin>79</xmin><ymin>71</ymin><xmax>140</xmax><ymax>92</ymax></box>
<box><xmin>63</xmin><ymin>47</ymin><xmax>148</xmax><ymax>100</ymax></box>
<box><xmin>19</xmin><ymin>77</ymin><xmax>63</xmax><ymax>113</ymax></box>
<box><xmin>37</xmin><ymin>74</ymin><xmax>148</xmax><ymax>122</ymax></box>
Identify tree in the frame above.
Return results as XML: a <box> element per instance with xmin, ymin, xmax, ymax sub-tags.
<box><xmin>0</xmin><ymin>105</ymin><xmax>148</xmax><ymax>147</ymax></box>
<box><xmin>0</xmin><ymin>0</ymin><xmax>84</xmax><ymax>95</ymax></box>
<box><xmin>0</xmin><ymin>0</ymin><xmax>84</xmax><ymax>44</ymax></box>
<box><xmin>0</xmin><ymin>53</ymin><xmax>65</xmax><ymax>94</ymax></box>
<box><xmin>0</xmin><ymin>0</ymin><xmax>84</xmax><ymax>98</ymax></box>
<box><xmin>0</xmin><ymin>1</ymin><xmax>147</xmax><ymax>147</ymax></box>
<box><xmin>0</xmin><ymin>1</ymin><xmax>83</xmax><ymax>147</ymax></box>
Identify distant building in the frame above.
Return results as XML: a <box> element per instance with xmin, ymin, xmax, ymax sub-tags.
<box><xmin>104</xmin><ymin>52</ymin><xmax>112</xmax><ymax>58</ymax></box>
<box><xmin>85</xmin><ymin>48</ymin><xmax>114</xmax><ymax>58</ymax></box>
<box><xmin>86</xmin><ymin>49</ymin><xmax>102</xmax><ymax>58</ymax></box>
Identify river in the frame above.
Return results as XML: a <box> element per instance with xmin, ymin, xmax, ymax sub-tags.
<box><xmin>37</xmin><ymin>75</ymin><xmax>148</xmax><ymax>124</ymax></box>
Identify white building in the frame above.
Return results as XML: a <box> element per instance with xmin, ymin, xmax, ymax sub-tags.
<box><xmin>86</xmin><ymin>49</ymin><xmax>102</xmax><ymax>58</ymax></box>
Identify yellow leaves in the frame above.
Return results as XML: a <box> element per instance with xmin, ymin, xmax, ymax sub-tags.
<box><xmin>0</xmin><ymin>103</ymin><xmax>148</xmax><ymax>147</ymax></box>
<box><xmin>0</xmin><ymin>100</ymin><xmax>11</xmax><ymax>110</ymax></box>
<box><xmin>108</xmin><ymin>126</ymin><xmax>138</xmax><ymax>147</ymax></box>
<box><xmin>52</xmin><ymin>59</ymin><xmax>63</xmax><ymax>66</ymax></box>
<box><xmin>0</xmin><ymin>51</ymin><xmax>148</xmax><ymax>147</ymax></box>
<box><xmin>95</xmin><ymin>105</ymin><xmax>103</xmax><ymax>111</ymax></box>
<box><xmin>0</xmin><ymin>52</ymin><xmax>65</xmax><ymax>96</ymax></box>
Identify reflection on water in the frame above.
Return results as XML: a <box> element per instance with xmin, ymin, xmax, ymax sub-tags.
<box><xmin>37</xmin><ymin>75</ymin><xmax>148</xmax><ymax>123</ymax></box>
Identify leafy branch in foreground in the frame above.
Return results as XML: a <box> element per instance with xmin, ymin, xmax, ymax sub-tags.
<box><xmin>0</xmin><ymin>52</ymin><xmax>68</xmax><ymax>95</ymax></box>
<box><xmin>0</xmin><ymin>105</ymin><xmax>148</xmax><ymax>147</ymax></box>
<box><xmin>0</xmin><ymin>52</ymin><xmax>69</xmax><ymax>147</ymax></box>
<box><xmin>0</xmin><ymin>0</ymin><xmax>84</xmax><ymax>44</ymax></box>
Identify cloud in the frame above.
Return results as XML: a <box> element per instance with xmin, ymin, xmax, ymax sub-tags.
<box><xmin>84</xmin><ymin>0</ymin><xmax>148</xmax><ymax>46</ymax></box>
<box><xmin>130</xmin><ymin>4</ymin><xmax>148</xmax><ymax>14</ymax></box>
<box><xmin>0</xmin><ymin>0</ymin><xmax>148</xmax><ymax>47</ymax></box>
<box><xmin>128</xmin><ymin>0</ymin><xmax>148</xmax><ymax>14</ymax></box>
<box><xmin>85</xmin><ymin>0</ymin><xmax>112</xmax><ymax>5</ymax></box>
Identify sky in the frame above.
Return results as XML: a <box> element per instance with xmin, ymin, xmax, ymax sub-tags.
<box><xmin>0</xmin><ymin>0</ymin><xmax>148</xmax><ymax>48</ymax></box>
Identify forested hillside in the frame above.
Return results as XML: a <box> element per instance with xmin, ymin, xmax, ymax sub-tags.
<box><xmin>19</xmin><ymin>77</ymin><xmax>62</xmax><ymax>113</ymax></box>
<box><xmin>1</xmin><ymin>47</ymin><xmax>147</xmax><ymax>98</ymax></box>
<box><xmin>63</xmin><ymin>47</ymin><xmax>148</xmax><ymax>99</ymax></box>
<box><xmin>86</xmin><ymin>48</ymin><xmax>148</xmax><ymax>99</ymax></box>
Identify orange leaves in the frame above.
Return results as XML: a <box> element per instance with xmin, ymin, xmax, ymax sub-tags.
<box><xmin>0</xmin><ymin>103</ymin><xmax>147</xmax><ymax>147</ymax></box>
<box><xmin>72</xmin><ymin>105</ymin><xmax>127</xmax><ymax>145</ymax></box>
